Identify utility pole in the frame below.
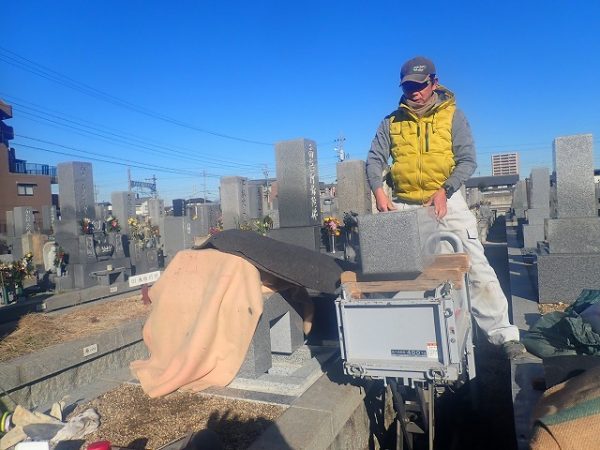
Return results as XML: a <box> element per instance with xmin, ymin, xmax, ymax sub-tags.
<box><xmin>203</xmin><ymin>170</ymin><xmax>207</xmax><ymax>204</ymax></box>
<box><xmin>127</xmin><ymin>167</ymin><xmax>132</xmax><ymax>191</ymax></box>
<box><xmin>262</xmin><ymin>164</ymin><xmax>271</xmax><ymax>207</ymax></box>
<box><xmin>334</xmin><ymin>134</ymin><xmax>347</xmax><ymax>162</ymax></box>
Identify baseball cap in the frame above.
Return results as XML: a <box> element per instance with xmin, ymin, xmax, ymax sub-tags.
<box><xmin>400</xmin><ymin>56</ymin><xmax>436</xmax><ymax>85</ymax></box>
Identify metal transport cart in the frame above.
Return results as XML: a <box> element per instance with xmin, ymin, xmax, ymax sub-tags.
<box><xmin>336</xmin><ymin>233</ymin><xmax>476</xmax><ymax>449</ymax></box>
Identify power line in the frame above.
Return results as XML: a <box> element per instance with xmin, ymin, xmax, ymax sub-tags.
<box><xmin>14</xmin><ymin>141</ymin><xmax>217</xmax><ymax>178</ymax></box>
<box><xmin>3</xmin><ymin>95</ymin><xmax>271</xmax><ymax>171</ymax></box>
<box><xmin>0</xmin><ymin>46</ymin><xmax>274</xmax><ymax>146</ymax></box>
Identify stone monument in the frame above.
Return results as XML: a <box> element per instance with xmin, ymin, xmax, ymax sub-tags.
<box><xmin>269</xmin><ymin>138</ymin><xmax>322</xmax><ymax>250</ymax></box>
<box><xmin>111</xmin><ymin>191</ymin><xmax>137</xmax><ymax>234</ymax></box>
<box><xmin>220</xmin><ymin>176</ymin><xmax>250</xmax><ymax>230</ymax></box>
<box><xmin>54</xmin><ymin>162</ymin><xmax>131</xmax><ymax>289</ymax></box>
<box><xmin>522</xmin><ymin>167</ymin><xmax>550</xmax><ymax>248</ymax></box>
<box><xmin>537</xmin><ymin>134</ymin><xmax>600</xmax><ymax>302</ymax></box>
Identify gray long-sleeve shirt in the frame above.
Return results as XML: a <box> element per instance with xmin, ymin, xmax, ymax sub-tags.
<box><xmin>365</xmin><ymin>107</ymin><xmax>477</xmax><ymax>195</ymax></box>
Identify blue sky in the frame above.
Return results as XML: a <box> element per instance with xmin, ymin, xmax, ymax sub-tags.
<box><xmin>2</xmin><ymin>1</ymin><xmax>600</xmax><ymax>204</ymax></box>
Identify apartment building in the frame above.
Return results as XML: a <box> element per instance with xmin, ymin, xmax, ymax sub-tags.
<box><xmin>0</xmin><ymin>100</ymin><xmax>56</xmax><ymax>234</ymax></box>
<box><xmin>491</xmin><ymin>152</ymin><xmax>519</xmax><ymax>176</ymax></box>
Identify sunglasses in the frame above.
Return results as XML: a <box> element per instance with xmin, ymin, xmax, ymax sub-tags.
<box><xmin>401</xmin><ymin>79</ymin><xmax>431</xmax><ymax>93</ymax></box>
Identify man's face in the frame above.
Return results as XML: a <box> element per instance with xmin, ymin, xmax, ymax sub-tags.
<box><xmin>401</xmin><ymin>77</ymin><xmax>438</xmax><ymax>104</ymax></box>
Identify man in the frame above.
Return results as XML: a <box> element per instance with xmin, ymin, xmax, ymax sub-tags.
<box><xmin>365</xmin><ymin>56</ymin><xmax>525</xmax><ymax>359</ymax></box>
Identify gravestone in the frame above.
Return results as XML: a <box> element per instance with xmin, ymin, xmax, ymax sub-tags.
<box><xmin>193</xmin><ymin>203</ymin><xmax>221</xmax><ymax>236</ymax></box>
<box><xmin>13</xmin><ymin>207</ymin><xmax>35</xmax><ymax>235</ymax></box>
<box><xmin>94</xmin><ymin>204</ymin><xmax>111</xmax><ymax>222</ymax></box>
<box><xmin>22</xmin><ymin>233</ymin><xmax>48</xmax><ymax>266</ymax></box>
<box><xmin>41</xmin><ymin>205</ymin><xmax>57</xmax><ymax>234</ymax></box>
<box><xmin>7</xmin><ymin>207</ymin><xmax>35</xmax><ymax>258</ymax></box>
<box><xmin>552</xmin><ymin>134</ymin><xmax>596</xmax><ymax>218</ymax></box>
<box><xmin>511</xmin><ymin>180</ymin><xmax>527</xmax><ymax>219</ymax></box>
<box><xmin>247</xmin><ymin>182</ymin><xmax>264</xmax><ymax>220</ymax></box>
<box><xmin>522</xmin><ymin>167</ymin><xmax>550</xmax><ymax>248</ymax></box>
<box><xmin>220</xmin><ymin>176</ymin><xmax>250</xmax><ymax>229</ymax></box>
<box><xmin>161</xmin><ymin>216</ymin><xmax>204</xmax><ymax>262</ymax></box>
<box><xmin>275</xmin><ymin>138</ymin><xmax>321</xmax><ymax>228</ymax></box>
<box><xmin>147</xmin><ymin>198</ymin><xmax>164</xmax><ymax>226</ymax></box>
<box><xmin>272</xmin><ymin>139</ymin><xmax>322</xmax><ymax>251</ymax></box>
<box><xmin>336</xmin><ymin>160</ymin><xmax>372</xmax><ymax>216</ymax></box>
<box><xmin>57</xmin><ymin>162</ymin><xmax>96</xmax><ymax>234</ymax></box>
<box><xmin>537</xmin><ymin>134</ymin><xmax>600</xmax><ymax>303</ymax></box>
<box><xmin>54</xmin><ymin>162</ymin><xmax>131</xmax><ymax>289</ymax></box>
<box><xmin>111</xmin><ymin>191</ymin><xmax>137</xmax><ymax>234</ymax></box>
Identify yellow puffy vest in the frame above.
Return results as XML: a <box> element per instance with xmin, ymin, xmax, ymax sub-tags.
<box><xmin>389</xmin><ymin>88</ymin><xmax>456</xmax><ymax>203</ymax></box>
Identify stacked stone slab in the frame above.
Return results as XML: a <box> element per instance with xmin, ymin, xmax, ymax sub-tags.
<box><xmin>537</xmin><ymin>134</ymin><xmax>600</xmax><ymax>303</ymax></box>
<box><xmin>220</xmin><ymin>176</ymin><xmax>250</xmax><ymax>230</ymax></box>
<box><xmin>269</xmin><ymin>138</ymin><xmax>322</xmax><ymax>251</ymax></box>
<box><xmin>522</xmin><ymin>167</ymin><xmax>551</xmax><ymax>248</ymax></box>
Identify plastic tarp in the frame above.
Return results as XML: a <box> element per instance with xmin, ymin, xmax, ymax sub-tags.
<box><xmin>523</xmin><ymin>290</ymin><xmax>600</xmax><ymax>359</ymax></box>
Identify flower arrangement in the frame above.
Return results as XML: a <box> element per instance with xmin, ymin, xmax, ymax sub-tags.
<box><xmin>128</xmin><ymin>217</ymin><xmax>160</xmax><ymax>248</ymax></box>
<box><xmin>105</xmin><ymin>215</ymin><xmax>121</xmax><ymax>233</ymax></box>
<box><xmin>0</xmin><ymin>253</ymin><xmax>35</xmax><ymax>288</ymax></box>
<box><xmin>80</xmin><ymin>217</ymin><xmax>94</xmax><ymax>234</ymax></box>
<box><xmin>323</xmin><ymin>216</ymin><xmax>342</xmax><ymax>236</ymax></box>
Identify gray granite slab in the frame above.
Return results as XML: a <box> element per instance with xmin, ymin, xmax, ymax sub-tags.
<box><xmin>275</xmin><ymin>138</ymin><xmax>321</xmax><ymax>228</ymax></box>
<box><xmin>357</xmin><ymin>207</ymin><xmax>439</xmax><ymax>275</ymax></box>
<box><xmin>552</xmin><ymin>134</ymin><xmax>596</xmax><ymax>218</ymax></box>
<box><xmin>537</xmin><ymin>253</ymin><xmax>600</xmax><ymax>303</ymax></box>
<box><xmin>546</xmin><ymin>217</ymin><xmax>600</xmax><ymax>253</ymax></box>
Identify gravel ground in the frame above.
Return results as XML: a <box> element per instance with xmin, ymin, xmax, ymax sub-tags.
<box><xmin>70</xmin><ymin>384</ymin><xmax>286</xmax><ymax>450</ymax></box>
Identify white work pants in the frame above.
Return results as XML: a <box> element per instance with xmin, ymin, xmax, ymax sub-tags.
<box><xmin>392</xmin><ymin>191</ymin><xmax>520</xmax><ymax>345</ymax></box>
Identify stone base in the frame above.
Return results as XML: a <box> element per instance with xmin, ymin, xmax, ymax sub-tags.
<box><xmin>525</xmin><ymin>208</ymin><xmax>549</xmax><ymax>225</ymax></box>
<box><xmin>72</xmin><ymin>257</ymin><xmax>132</xmax><ymax>289</ymax></box>
<box><xmin>522</xmin><ymin>224</ymin><xmax>544</xmax><ymax>249</ymax></box>
<box><xmin>546</xmin><ymin>218</ymin><xmax>600</xmax><ymax>253</ymax></box>
<box><xmin>267</xmin><ymin>226</ymin><xmax>322</xmax><ymax>252</ymax></box>
<box><xmin>536</xmin><ymin>253</ymin><xmax>600</xmax><ymax>303</ymax></box>
<box><xmin>238</xmin><ymin>291</ymin><xmax>305</xmax><ymax>378</ymax></box>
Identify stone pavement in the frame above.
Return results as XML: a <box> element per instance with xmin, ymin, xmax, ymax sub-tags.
<box><xmin>505</xmin><ymin>224</ymin><xmax>544</xmax><ymax>450</ymax></box>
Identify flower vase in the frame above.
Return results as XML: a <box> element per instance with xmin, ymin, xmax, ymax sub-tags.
<box><xmin>329</xmin><ymin>234</ymin><xmax>336</xmax><ymax>253</ymax></box>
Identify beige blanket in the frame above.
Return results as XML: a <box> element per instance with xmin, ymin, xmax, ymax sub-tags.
<box><xmin>130</xmin><ymin>249</ymin><xmax>264</xmax><ymax>397</ymax></box>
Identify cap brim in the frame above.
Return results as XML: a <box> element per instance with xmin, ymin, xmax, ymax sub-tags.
<box><xmin>400</xmin><ymin>73</ymin><xmax>430</xmax><ymax>85</ymax></box>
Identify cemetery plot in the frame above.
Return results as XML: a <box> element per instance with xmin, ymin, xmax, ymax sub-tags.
<box><xmin>0</xmin><ymin>295</ymin><xmax>148</xmax><ymax>362</ymax></box>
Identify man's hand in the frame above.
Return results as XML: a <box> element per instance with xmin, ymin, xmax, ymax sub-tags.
<box><xmin>425</xmin><ymin>188</ymin><xmax>448</xmax><ymax>219</ymax></box>
<box><xmin>374</xmin><ymin>187</ymin><xmax>396</xmax><ymax>212</ymax></box>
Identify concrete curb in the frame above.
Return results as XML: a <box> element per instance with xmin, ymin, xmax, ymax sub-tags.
<box><xmin>0</xmin><ymin>317</ymin><xmax>147</xmax><ymax>409</ymax></box>
<box><xmin>249</xmin><ymin>361</ymin><xmax>375</xmax><ymax>450</ymax></box>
